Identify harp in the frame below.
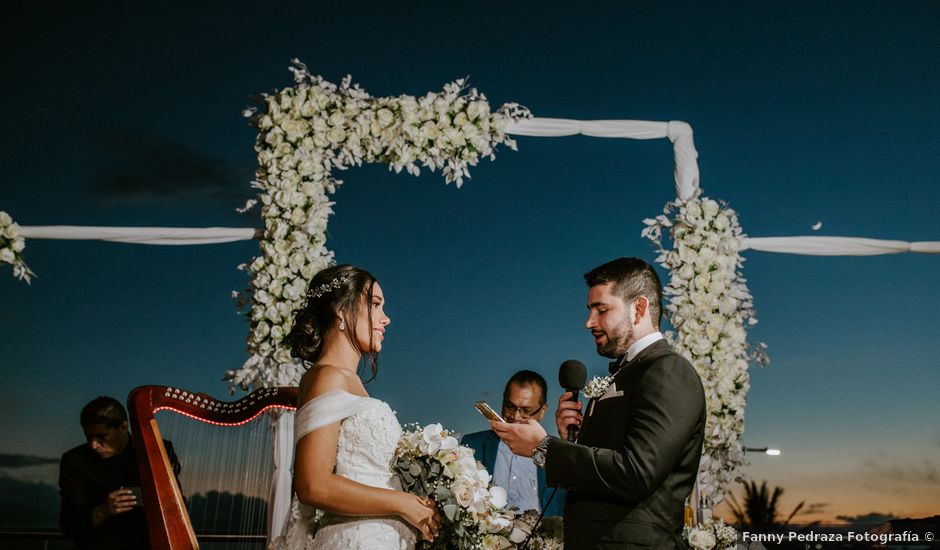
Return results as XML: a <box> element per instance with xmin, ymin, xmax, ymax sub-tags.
<box><xmin>128</xmin><ymin>385</ymin><xmax>298</xmax><ymax>550</ymax></box>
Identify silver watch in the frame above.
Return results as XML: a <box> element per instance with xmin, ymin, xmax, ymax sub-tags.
<box><xmin>531</xmin><ymin>436</ymin><xmax>551</xmax><ymax>468</ymax></box>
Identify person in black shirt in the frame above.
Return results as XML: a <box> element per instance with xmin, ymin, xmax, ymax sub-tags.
<box><xmin>59</xmin><ymin>396</ymin><xmax>180</xmax><ymax>549</ymax></box>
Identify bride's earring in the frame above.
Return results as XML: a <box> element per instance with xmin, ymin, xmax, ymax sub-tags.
<box><xmin>339</xmin><ymin>319</ymin><xmax>346</xmax><ymax>331</ymax></box>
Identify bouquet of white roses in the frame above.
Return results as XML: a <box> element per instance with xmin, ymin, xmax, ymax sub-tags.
<box><xmin>0</xmin><ymin>211</ymin><xmax>34</xmax><ymax>283</ymax></box>
<box><xmin>687</xmin><ymin>519</ymin><xmax>739</xmax><ymax>550</ymax></box>
<box><xmin>395</xmin><ymin>423</ymin><xmax>518</xmax><ymax>549</ymax></box>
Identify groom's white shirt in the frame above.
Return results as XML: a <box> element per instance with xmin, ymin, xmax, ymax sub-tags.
<box><xmin>598</xmin><ymin>332</ymin><xmax>665</xmax><ymax>402</ymax></box>
<box><xmin>626</xmin><ymin>331</ymin><xmax>664</xmax><ymax>362</ymax></box>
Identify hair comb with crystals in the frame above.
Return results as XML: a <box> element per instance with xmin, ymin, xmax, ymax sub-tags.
<box><xmin>310</xmin><ymin>274</ymin><xmax>349</xmax><ymax>299</ymax></box>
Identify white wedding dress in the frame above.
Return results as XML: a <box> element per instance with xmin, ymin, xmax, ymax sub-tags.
<box><xmin>270</xmin><ymin>390</ymin><xmax>416</xmax><ymax>550</ymax></box>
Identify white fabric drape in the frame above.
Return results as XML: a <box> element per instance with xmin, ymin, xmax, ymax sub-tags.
<box><xmin>506</xmin><ymin>118</ymin><xmax>700</xmax><ymax>200</ymax></box>
<box><xmin>268</xmin><ymin>410</ymin><xmax>295</xmax><ymax>541</ymax></box>
<box><xmin>20</xmin><ymin>225</ymin><xmax>257</xmax><ymax>245</ymax></box>
<box><xmin>741</xmin><ymin>236</ymin><xmax>940</xmax><ymax>255</ymax></box>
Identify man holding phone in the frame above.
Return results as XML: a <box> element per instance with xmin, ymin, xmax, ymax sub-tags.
<box><xmin>59</xmin><ymin>396</ymin><xmax>181</xmax><ymax>549</ymax></box>
<box><xmin>461</xmin><ymin>370</ymin><xmax>564</xmax><ymax>517</ymax></box>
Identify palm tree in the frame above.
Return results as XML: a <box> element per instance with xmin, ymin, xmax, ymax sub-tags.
<box><xmin>727</xmin><ymin>480</ymin><xmax>806</xmax><ymax>529</ymax></box>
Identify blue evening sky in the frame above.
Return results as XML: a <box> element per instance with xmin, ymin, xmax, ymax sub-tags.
<box><xmin>1</xmin><ymin>1</ymin><xmax>937</xmax><ymax>521</ymax></box>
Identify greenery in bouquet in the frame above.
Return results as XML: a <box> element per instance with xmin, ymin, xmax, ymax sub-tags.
<box><xmin>0</xmin><ymin>211</ymin><xmax>34</xmax><ymax>283</ymax></box>
<box><xmin>686</xmin><ymin>519</ymin><xmax>739</xmax><ymax>550</ymax></box>
<box><xmin>395</xmin><ymin>423</ymin><xmax>565</xmax><ymax>550</ymax></box>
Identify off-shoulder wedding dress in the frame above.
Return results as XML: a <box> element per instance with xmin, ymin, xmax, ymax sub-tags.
<box><xmin>270</xmin><ymin>390</ymin><xmax>416</xmax><ymax>549</ymax></box>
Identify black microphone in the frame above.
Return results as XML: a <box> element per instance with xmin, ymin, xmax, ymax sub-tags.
<box><xmin>558</xmin><ymin>359</ymin><xmax>587</xmax><ymax>442</ymax></box>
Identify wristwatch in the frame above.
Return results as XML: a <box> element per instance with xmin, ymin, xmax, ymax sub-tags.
<box><xmin>531</xmin><ymin>436</ymin><xmax>552</xmax><ymax>468</ymax></box>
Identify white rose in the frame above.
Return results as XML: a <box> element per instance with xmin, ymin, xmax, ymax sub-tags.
<box><xmin>452</xmin><ymin>478</ymin><xmax>475</xmax><ymax>508</ymax></box>
<box><xmin>291</xmin><ymin>207</ymin><xmax>306</xmax><ymax>225</ymax></box>
<box><xmin>12</xmin><ymin>238</ymin><xmax>25</xmax><ymax>253</ymax></box>
<box><xmin>420</xmin><ymin>121</ymin><xmax>440</xmax><ymax>141</ymax></box>
<box><xmin>433</xmin><ymin>96</ymin><xmax>450</xmax><ymax>114</ymax></box>
<box><xmin>481</xmin><ymin>534</ymin><xmax>509</xmax><ymax>550</ymax></box>
<box><xmin>467</xmin><ymin>100</ymin><xmax>489</xmax><ymax>120</ymax></box>
<box><xmin>0</xmin><ymin>211</ymin><xmax>12</xmax><ymax>226</ymax></box>
<box><xmin>253</xmin><ymin>321</ymin><xmax>270</xmax><ymax>340</ymax></box>
<box><xmin>694</xmin><ymin>272</ymin><xmax>710</xmax><ymax>290</ymax></box>
<box><xmin>264</xmin><ymin>129</ymin><xmax>283</xmax><ymax>147</ymax></box>
<box><xmin>4</xmin><ymin>223</ymin><xmax>20</xmax><ymax>239</ymax></box>
<box><xmin>281</xmin><ymin>119</ymin><xmax>310</xmax><ymax>141</ymax></box>
<box><xmin>685</xmin><ymin>200</ymin><xmax>703</xmax><ymax>220</ymax></box>
<box><xmin>327</xmin><ymin>127</ymin><xmax>346</xmax><ymax>143</ymax></box>
<box><xmin>714</xmin><ymin>213</ymin><xmax>730</xmax><ymax>231</ymax></box>
<box><xmin>0</xmin><ymin>248</ymin><xmax>14</xmax><ymax>264</ymax></box>
<box><xmin>328</xmin><ymin>111</ymin><xmax>345</xmax><ymax>127</ymax></box>
<box><xmin>376</xmin><ymin>108</ymin><xmax>395</xmax><ymax>127</ymax></box>
<box><xmin>444</xmin><ymin>127</ymin><xmax>466</xmax><ymax>147</ymax></box>
<box><xmin>702</xmin><ymin>199</ymin><xmax>720</xmax><ymax>219</ymax></box>
<box><xmin>274</xmin><ymin>142</ymin><xmax>292</xmax><ymax>159</ymax></box>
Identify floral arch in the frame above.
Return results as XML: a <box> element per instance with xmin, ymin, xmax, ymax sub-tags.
<box><xmin>5</xmin><ymin>62</ymin><xmax>937</xmax><ymax>519</ymax></box>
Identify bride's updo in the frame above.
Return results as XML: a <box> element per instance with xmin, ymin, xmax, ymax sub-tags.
<box><xmin>285</xmin><ymin>264</ymin><xmax>380</xmax><ymax>379</ymax></box>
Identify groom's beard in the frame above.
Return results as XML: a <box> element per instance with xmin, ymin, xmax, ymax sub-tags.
<box><xmin>596</xmin><ymin>322</ymin><xmax>634</xmax><ymax>359</ymax></box>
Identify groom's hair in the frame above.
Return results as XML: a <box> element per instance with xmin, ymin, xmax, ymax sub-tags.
<box><xmin>503</xmin><ymin>370</ymin><xmax>548</xmax><ymax>405</ymax></box>
<box><xmin>584</xmin><ymin>257</ymin><xmax>663</xmax><ymax>329</ymax></box>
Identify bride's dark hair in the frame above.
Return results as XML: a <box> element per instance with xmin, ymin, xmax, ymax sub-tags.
<box><xmin>285</xmin><ymin>264</ymin><xmax>379</xmax><ymax>381</ymax></box>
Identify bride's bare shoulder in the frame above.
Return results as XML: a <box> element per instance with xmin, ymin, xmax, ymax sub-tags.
<box><xmin>298</xmin><ymin>364</ymin><xmax>357</xmax><ymax>403</ymax></box>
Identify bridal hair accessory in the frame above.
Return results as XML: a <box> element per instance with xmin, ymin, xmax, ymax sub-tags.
<box><xmin>310</xmin><ymin>274</ymin><xmax>350</xmax><ymax>299</ymax></box>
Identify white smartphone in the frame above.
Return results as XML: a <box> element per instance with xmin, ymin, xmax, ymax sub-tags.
<box><xmin>474</xmin><ymin>401</ymin><xmax>506</xmax><ymax>423</ymax></box>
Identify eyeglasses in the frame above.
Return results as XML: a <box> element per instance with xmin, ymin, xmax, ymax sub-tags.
<box><xmin>502</xmin><ymin>401</ymin><xmax>545</xmax><ymax>418</ymax></box>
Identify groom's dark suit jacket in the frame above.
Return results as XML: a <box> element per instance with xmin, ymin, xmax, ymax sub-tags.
<box><xmin>544</xmin><ymin>339</ymin><xmax>705</xmax><ymax>549</ymax></box>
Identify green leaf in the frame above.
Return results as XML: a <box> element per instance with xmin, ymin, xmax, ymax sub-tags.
<box><xmin>442</xmin><ymin>504</ymin><xmax>458</xmax><ymax>521</ymax></box>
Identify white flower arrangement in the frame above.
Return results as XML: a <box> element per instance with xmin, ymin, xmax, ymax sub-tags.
<box><xmin>643</xmin><ymin>194</ymin><xmax>768</xmax><ymax>505</ymax></box>
<box><xmin>687</xmin><ymin>519</ymin><xmax>738</xmax><ymax>550</ymax></box>
<box><xmin>0</xmin><ymin>210</ymin><xmax>34</xmax><ymax>283</ymax></box>
<box><xmin>226</xmin><ymin>61</ymin><xmax>531</xmax><ymax>391</ymax></box>
<box><xmin>395</xmin><ymin>423</ymin><xmax>563</xmax><ymax>550</ymax></box>
<box><xmin>583</xmin><ymin>375</ymin><xmax>613</xmax><ymax>399</ymax></box>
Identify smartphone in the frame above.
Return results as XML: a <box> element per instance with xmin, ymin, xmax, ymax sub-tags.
<box><xmin>474</xmin><ymin>401</ymin><xmax>506</xmax><ymax>423</ymax></box>
<box><xmin>127</xmin><ymin>486</ymin><xmax>143</xmax><ymax>506</ymax></box>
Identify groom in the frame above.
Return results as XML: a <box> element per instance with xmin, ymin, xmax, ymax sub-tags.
<box><xmin>493</xmin><ymin>257</ymin><xmax>706</xmax><ymax>549</ymax></box>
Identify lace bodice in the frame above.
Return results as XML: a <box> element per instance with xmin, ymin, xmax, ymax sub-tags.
<box><xmin>332</xmin><ymin>398</ymin><xmax>402</xmax><ymax>486</ymax></box>
<box><xmin>269</xmin><ymin>390</ymin><xmax>415</xmax><ymax>550</ymax></box>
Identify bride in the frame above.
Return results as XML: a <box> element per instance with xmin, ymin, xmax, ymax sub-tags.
<box><xmin>271</xmin><ymin>265</ymin><xmax>440</xmax><ymax>549</ymax></box>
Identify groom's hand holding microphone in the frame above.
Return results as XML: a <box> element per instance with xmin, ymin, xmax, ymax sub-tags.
<box><xmin>491</xmin><ymin>360</ymin><xmax>588</xmax><ymax>457</ymax></box>
<box><xmin>556</xmin><ymin>359</ymin><xmax>587</xmax><ymax>442</ymax></box>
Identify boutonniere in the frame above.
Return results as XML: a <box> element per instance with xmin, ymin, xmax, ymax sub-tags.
<box><xmin>583</xmin><ymin>375</ymin><xmax>613</xmax><ymax>399</ymax></box>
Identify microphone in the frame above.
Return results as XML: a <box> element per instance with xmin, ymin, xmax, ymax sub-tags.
<box><xmin>558</xmin><ymin>359</ymin><xmax>587</xmax><ymax>442</ymax></box>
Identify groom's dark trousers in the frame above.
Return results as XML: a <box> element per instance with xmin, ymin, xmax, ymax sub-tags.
<box><xmin>544</xmin><ymin>339</ymin><xmax>706</xmax><ymax>549</ymax></box>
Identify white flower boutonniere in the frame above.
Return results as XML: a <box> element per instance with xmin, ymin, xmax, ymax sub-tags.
<box><xmin>583</xmin><ymin>375</ymin><xmax>613</xmax><ymax>399</ymax></box>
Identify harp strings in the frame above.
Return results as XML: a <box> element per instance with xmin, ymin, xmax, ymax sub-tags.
<box><xmin>153</xmin><ymin>409</ymin><xmax>278</xmax><ymax>548</ymax></box>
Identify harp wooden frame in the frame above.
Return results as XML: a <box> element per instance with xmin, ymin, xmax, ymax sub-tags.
<box><xmin>128</xmin><ymin>385</ymin><xmax>298</xmax><ymax>550</ymax></box>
